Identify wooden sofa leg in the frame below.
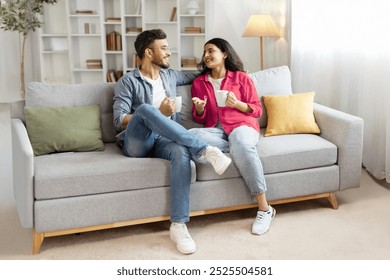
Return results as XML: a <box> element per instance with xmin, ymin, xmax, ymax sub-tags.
<box><xmin>327</xmin><ymin>193</ymin><xmax>339</xmax><ymax>209</ymax></box>
<box><xmin>32</xmin><ymin>229</ymin><xmax>44</xmax><ymax>255</ymax></box>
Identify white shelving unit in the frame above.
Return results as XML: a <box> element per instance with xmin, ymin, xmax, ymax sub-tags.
<box><xmin>67</xmin><ymin>0</ymin><xmax>103</xmax><ymax>83</ymax></box>
<box><xmin>179</xmin><ymin>0</ymin><xmax>206</xmax><ymax>71</ymax></box>
<box><xmin>39</xmin><ymin>0</ymin><xmax>206</xmax><ymax>84</ymax></box>
<box><xmin>39</xmin><ymin>0</ymin><xmax>71</xmax><ymax>83</ymax></box>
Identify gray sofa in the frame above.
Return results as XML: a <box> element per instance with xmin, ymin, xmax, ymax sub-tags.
<box><xmin>10</xmin><ymin>66</ymin><xmax>364</xmax><ymax>254</ymax></box>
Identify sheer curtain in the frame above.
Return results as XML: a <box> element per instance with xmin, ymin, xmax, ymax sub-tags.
<box><xmin>290</xmin><ymin>0</ymin><xmax>390</xmax><ymax>182</ymax></box>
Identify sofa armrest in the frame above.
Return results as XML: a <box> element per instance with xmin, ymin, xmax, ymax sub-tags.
<box><xmin>314</xmin><ymin>103</ymin><xmax>364</xmax><ymax>190</ymax></box>
<box><xmin>11</xmin><ymin>119</ymin><xmax>34</xmax><ymax>228</ymax></box>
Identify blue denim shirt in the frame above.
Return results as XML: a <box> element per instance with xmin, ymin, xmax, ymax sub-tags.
<box><xmin>113</xmin><ymin>68</ymin><xmax>197</xmax><ymax>140</ymax></box>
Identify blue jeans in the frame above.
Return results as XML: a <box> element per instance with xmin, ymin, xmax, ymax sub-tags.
<box><xmin>122</xmin><ymin>104</ymin><xmax>207</xmax><ymax>223</ymax></box>
<box><xmin>189</xmin><ymin>126</ymin><xmax>267</xmax><ymax>195</ymax></box>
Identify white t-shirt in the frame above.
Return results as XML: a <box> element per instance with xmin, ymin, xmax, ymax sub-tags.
<box><xmin>209</xmin><ymin>74</ymin><xmax>224</xmax><ymax>129</ymax></box>
<box><xmin>143</xmin><ymin>75</ymin><xmax>166</xmax><ymax>108</ymax></box>
<box><xmin>209</xmin><ymin>74</ymin><xmax>223</xmax><ymax>93</ymax></box>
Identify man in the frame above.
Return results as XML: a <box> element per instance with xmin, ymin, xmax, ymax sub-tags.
<box><xmin>113</xmin><ymin>29</ymin><xmax>232</xmax><ymax>255</ymax></box>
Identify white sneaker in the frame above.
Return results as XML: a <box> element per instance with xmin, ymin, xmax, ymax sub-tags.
<box><xmin>252</xmin><ymin>206</ymin><xmax>276</xmax><ymax>235</ymax></box>
<box><xmin>203</xmin><ymin>146</ymin><xmax>232</xmax><ymax>175</ymax></box>
<box><xmin>170</xmin><ymin>222</ymin><xmax>197</xmax><ymax>254</ymax></box>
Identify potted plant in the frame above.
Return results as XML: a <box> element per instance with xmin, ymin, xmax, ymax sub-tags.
<box><xmin>0</xmin><ymin>0</ymin><xmax>57</xmax><ymax>98</ymax></box>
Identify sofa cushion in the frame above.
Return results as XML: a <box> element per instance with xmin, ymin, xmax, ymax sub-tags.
<box><xmin>33</xmin><ymin>144</ymin><xmax>197</xmax><ymax>200</ymax></box>
<box><xmin>177</xmin><ymin>84</ymin><xmax>204</xmax><ymax>129</ymax></box>
<box><xmin>195</xmin><ymin>130</ymin><xmax>337</xmax><ymax>181</ymax></box>
<box><xmin>263</xmin><ymin>92</ymin><xmax>321</xmax><ymax>136</ymax></box>
<box><xmin>25</xmin><ymin>105</ymin><xmax>104</xmax><ymax>156</ymax></box>
<box><xmin>249</xmin><ymin>66</ymin><xmax>293</xmax><ymax>128</ymax></box>
<box><xmin>25</xmin><ymin>82</ymin><xmax>116</xmax><ymax>143</ymax></box>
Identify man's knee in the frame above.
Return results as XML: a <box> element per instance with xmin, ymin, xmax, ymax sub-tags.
<box><xmin>136</xmin><ymin>103</ymin><xmax>154</xmax><ymax>114</ymax></box>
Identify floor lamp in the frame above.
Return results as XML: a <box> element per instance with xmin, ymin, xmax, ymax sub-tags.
<box><xmin>242</xmin><ymin>15</ymin><xmax>279</xmax><ymax>70</ymax></box>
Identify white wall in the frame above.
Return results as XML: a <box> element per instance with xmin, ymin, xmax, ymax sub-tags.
<box><xmin>206</xmin><ymin>0</ymin><xmax>290</xmax><ymax>73</ymax></box>
<box><xmin>0</xmin><ymin>32</ymin><xmax>21</xmax><ymax>102</ymax></box>
<box><xmin>0</xmin><ymin>0</ymin><xmax>290</xmax><ymax>102</ymax></box>
<box><xmin>0</xmin><ymin>31</ymin><xmax>37</xmax><ymax>102</ymax></box>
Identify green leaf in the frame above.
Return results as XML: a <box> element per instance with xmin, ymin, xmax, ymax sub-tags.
<box><xmin>0</xmin><ymin>0</ymin><xmax>57</xmax><ymax>35</ymax></box>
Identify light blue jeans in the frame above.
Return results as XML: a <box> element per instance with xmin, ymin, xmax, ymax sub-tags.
<box><xmin>122</xmin><ymin>104</ymin><xmax>208</xmax><ymax>223</ymax></box>
<box><xmin>189</xmin><ymin>126</ymin><xmax>267</xmax><ymax>195</ymax></box>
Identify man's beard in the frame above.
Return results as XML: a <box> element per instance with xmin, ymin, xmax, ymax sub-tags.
<box><xmin>152</xmin><ymin>57</ymin><xmax>170</xmax><ymax>69</ymax></box>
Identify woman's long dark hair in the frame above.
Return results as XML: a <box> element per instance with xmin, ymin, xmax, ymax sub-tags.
<box><xmin>197</xmin><ymin>38</ymin><xmax>245</xmax><ymax>75</ymax></box>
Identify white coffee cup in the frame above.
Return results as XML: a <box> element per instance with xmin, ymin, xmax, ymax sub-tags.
<box><xmin>215</xmin><ymin>90</ymin><xmax>229</xmax><ymax>107</ymax></box>
<box><xmin>169</xmin><ymin>96</ymin><xmax>182</xmax><ymax>112</ymax></box>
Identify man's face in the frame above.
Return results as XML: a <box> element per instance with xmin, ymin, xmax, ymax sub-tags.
<box><xmin>148</xmin><ymin>39</ymin><xmax>171</xmax><ymax>69</ymax></box>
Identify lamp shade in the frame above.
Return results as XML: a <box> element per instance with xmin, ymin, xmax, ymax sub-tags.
<box><xmin>243</xmin><ymin>15</ymin><xmax>279</xmax><ymax>37</ymax></box>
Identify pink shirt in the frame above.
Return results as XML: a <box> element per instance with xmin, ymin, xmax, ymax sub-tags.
<box><xmin>191</xmin><ymin>70</ymin><xmax>262</xmax><ymax>135</ymax></box>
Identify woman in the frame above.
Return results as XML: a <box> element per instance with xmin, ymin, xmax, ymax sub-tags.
<box><xmin>190</xmin><ymin>38</ymin><xmax>275</xmax><ymax>235</ymax></box>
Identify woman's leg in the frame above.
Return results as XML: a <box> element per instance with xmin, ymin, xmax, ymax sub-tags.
<box><xmin>189</xmin><ymin>127</ymin><xmax>229</xmax><ymax>152</ymax></box>
<box><xmin>228</xmin><ymin>126</ymin><xmax>267</xmax><ymax>197</ymax></box>
<box><xmin>228</xmin><ymin>126</ymin><xmax>275</xmax><ymax>235</ymax></box>
<box><xmin>255</xmin><ymin>193</ymin><xmax>269</xmax><ymax>211</ymax></box>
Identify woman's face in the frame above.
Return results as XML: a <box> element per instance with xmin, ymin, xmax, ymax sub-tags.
<box><xmin>203</xmin><ymin>43</ymin><xmax>226</xmax><ymax>69</ymax></box>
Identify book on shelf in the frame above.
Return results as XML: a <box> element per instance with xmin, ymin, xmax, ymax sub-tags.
<box><xmin>181</xmin><ymin>57</ymin><xmax>197</xmax><ymax>67</ymax></box>
<box><xmin>106</xmin><ymin>17</ymin><xmax>121</xmax><ymax>22</ymax></box>
<box><xmin>184</xmin><ymin>27</ymin><xmax>202</xmax><ymax>33</ymax></box>
<box><xmin>116</xmin><ymin>33</ymin><xmax>122</xmax><ymax>51</ymax></box>
<box><xmin>107</xmin><ymin>69</ymin><xmax>117</xmax><ymax>82</ymax></box>
<box><xmin>106</xmin><ymin>69</ymin><xmax>123</xmax><ymax>82</ymax></box>
<box><xmin>181</xmin><ymin>64</ymin><xmax>197</xmax><ymax>68</ymax></box>
<box><xmin>86</xmin><ymin>59</ymin><xmax>102</xmax><ymax>69</ymax></box>
<box><xmin>84</xmin><ymin>23</ymin><xmax>90</xmax><ymax>34</ymax></box>
<box><xmin>75</xmin><ymin>10</ymin><xmax>94</xmax><ymax>14</ymax></box>
<box><xmin>131</xmin><ymin>53</ymin><xmax>140</xmax><ymax>68</ymax></box>
<box><xmin>126</xmin><ymin>27</ymin><xmax>142</xmax><ymax>34</ymax></box>
<box><xmin>106</xmin><ymin>32</ymin><xmax>122</xmax><ymax>51</ymax></box>
<box><xmin>169</xmin><ymin>7</ymin><xmax>177</xmax><ymax>21</ymax></box>
<box><xmin>86</xmin><ymin>65</ymin><xmax>103</xmax><ymax>69</ymax></box>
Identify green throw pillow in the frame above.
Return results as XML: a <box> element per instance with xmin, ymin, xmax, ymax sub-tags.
<box><xmin>24</xmin><ymin>105</ymin><xmax>104</xmax><ymax>156</ymax></box>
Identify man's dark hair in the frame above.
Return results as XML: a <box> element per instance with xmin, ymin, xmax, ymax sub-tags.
<box><xmin>134</xmin><ymin>29</ymin><xmax>167</xmax><ymax>59</ymax></box>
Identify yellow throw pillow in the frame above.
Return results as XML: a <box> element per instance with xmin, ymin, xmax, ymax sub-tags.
<box><xmin>263</xmin><ymin>92</ymin><xmax>320</xmax><ymax>137</ymax></box>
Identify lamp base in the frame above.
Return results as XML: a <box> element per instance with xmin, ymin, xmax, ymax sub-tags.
<box><xmin>260</xmin><ymin>36</ymin><xmax>264</xmax><ymax>70</ymax></box>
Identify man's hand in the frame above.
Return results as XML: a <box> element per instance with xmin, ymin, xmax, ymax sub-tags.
<box><xmin>121</xmin><ymin>114</ymin><xmax>132</xmax><ymax>129</ymax></box>
<box><xmin>159</xmin><ymin>97</ymin><xmax>176</xmax><ymax>116</ymax></box>
<box><xmin>192</xmin><ymin>96</ymin><xmax>207</xmax><ymax>116</ymax></box>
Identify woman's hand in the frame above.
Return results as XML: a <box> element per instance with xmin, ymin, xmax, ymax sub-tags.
<box><xmin>225</xmin><ymin>91</ymin><xmax>238</xmax><ymax>107</ymax></box>
<box><xmin>226</xmin><ymin>91</ymin><xmax>253</xmax><ymax>113</ymax></box>
<box><xmin>192</xmin><ymin>96</ymin><xmax>207</xmax><ymax>116</ymax></box>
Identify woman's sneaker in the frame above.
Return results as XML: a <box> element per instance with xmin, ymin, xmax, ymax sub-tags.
<box><xmin>170</xmin><ymin>222</ymin><xmax>197</xmax><ymax>254</ymax></box>
<box><xmin>252</xmin><ymin>206</ymin><xmax>276</xmax><ymax>235</ymax></box>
